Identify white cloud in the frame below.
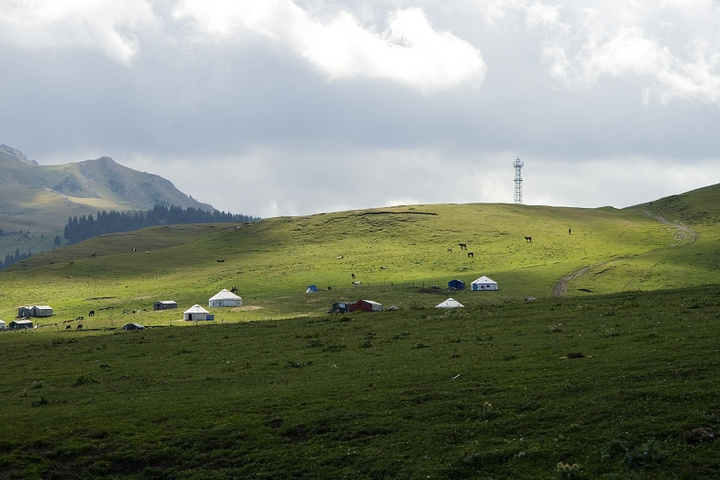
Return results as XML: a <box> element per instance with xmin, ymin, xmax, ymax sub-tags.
<box><xmin>517</xmin><ymin>1</ymin><xmax>720</xmax><ymax>106</ymax></box>
<box><xmin>172</xmin><ymin>0</ymin><xmax>486</xmax><ymax>92</ymax></box>
<box><xmin>0</xmin><ymin>0</ymin><xmax>159</xmax><ymax>64</ymax></box>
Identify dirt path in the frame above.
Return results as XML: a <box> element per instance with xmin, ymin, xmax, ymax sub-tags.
<box><xmin>642</xmin><ymin>210</ymin><xmax>699</xmax><ymax>245</ymax></box>
<box><xmin>551</xmin><ymin>263</ymin><xmax>603</xmax><ymax>297</ymax></box>
<box><xmin>550</xmin><ymin>211</ymin><xmax>698</xmax><ymax>297</ymax></box>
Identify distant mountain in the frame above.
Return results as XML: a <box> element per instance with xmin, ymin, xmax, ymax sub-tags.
<box><xmin>0</xmin><ymin>144</ymin><xmax>217</xmax><ymax>262</ymax></box>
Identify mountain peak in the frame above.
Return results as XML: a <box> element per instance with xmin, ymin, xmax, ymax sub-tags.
<box><xmin>0</xmin><ymin>144</ymin><xmax>38</xmax><ymax>165</ymax></box>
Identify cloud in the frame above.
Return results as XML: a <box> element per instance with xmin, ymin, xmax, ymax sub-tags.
<box><xmin>172</xmin><ymin>0</ymin><xmax>486</xmax><ymax>92</ymax></box>
<box><xmin>516</xmin><ymin>1</ymin><xmax>720</xmax><ymax>106</ymax></box>
<box><xmin>0</xmin><ymin>0</ymin><xmax>159</xmax><ymax>64</ymax></box>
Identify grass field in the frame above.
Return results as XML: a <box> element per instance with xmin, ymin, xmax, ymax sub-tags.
<box><xmin>1</xmin><ymin>286</ymin><xmax>719</xmax><ymax>479</ymax></box>
<box><xmin>1</xmin><ymin>185</ymin><xmax>719</xmax><ymax>479</ymax></box>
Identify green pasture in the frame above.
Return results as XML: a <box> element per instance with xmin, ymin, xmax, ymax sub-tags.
<box><xmin>1</xmin><ymin>187</ymin><xmax>720</xmax><ymax>478</ymax></box>
<box><xmin>0</xmin><ymin>202</ymin><xmax>696</xmax><ymax>326</ymax></box>
<box><xmin>1</xmin><ymin>285</ymin><xmax>720</xmax><ymax>479</ymax></box>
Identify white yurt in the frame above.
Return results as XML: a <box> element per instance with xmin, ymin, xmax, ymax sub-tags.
<box><xmin>436</xmin><ymin>298</ymin><xmax>464</xmax><ymax>309</ymax></box>
<box><xmin>471</xmin><ymin>276</ymin><xmax>499</xmax><ymax>291</ymax></box>
<box><xmin>208</xmin><ymin>289</ymin><xmax>242</xmax><ymax>307</ymax></box>
<box><xmin>184</xmin><ymin>304</ymin><xmax>210</xmax><ymax>321</ymax></box>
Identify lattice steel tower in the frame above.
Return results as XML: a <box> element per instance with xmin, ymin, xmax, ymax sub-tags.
<box><xmin>513</xmin><ymin>157</ymin><xmax>524</xmax><ymax>204</ymax></box>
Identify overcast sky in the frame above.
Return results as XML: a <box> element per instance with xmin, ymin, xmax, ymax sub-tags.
<box><xmin>1</xmin><ymin>0</ymin><xmax>719</xmax><ymax>217</ymax></box>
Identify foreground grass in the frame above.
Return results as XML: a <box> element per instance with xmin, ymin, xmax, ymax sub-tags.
<box><xmin>1</xmin><ymin>285</ymin><xmax>719</xmax><ymax>479</ymax></box>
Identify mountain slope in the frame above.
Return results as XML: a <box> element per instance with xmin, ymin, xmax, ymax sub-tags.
<box><xmin>556</xmin><ymin>183</ymin><xmax>720</xmax><ymax>294</ymax></box>
<box><xmin>0</xmin><ymin>144</ymin><xmax>215</xmax><ymax>261</ymax></box>
<box><xmin>0</xmin><ymin>200</ymin><xmax>705</xmax><ymax>323</ymax></box>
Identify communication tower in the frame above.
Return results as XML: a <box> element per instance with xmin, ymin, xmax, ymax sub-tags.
<box><xmin>513</xmin><ymin>157</ymin><xmax>524</xmax><ymax>204</ymax></box>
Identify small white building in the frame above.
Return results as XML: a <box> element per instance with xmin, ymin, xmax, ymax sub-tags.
<box><xmin>436</xmin><ymin>298</ymin><xmax>464</xmax><ymax>309</ymax></box>
<box><xmin>184</xmin><ymin>304</ymin><xmax>211</xmax><ymax>321</ymax></box>
<box><xmin>0</xmin><ymin>319</ymin><xmax>6</xmax><ymax>331</ymax></box>
<box><xmin>208</xmin><ymin>289</ymin><xmax>242</xmax><ymax>307</ymax></box>
<box><xmin>471</xmin><ymin>276</ymin><xmax>499</xmax><ymax>291</ymax></box>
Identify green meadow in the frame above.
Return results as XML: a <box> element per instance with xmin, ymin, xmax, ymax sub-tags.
<box><xmin>1</xmin><ymin>185</ymin><xmax>719</xmax><ymax>479</ymax></box>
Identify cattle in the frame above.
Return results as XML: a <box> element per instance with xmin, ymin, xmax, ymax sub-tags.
<box><xmin>217</xmin><ymin>259</ymin><xmax>224</xmax><ymax>262</ymax></box>
<box><xmin>88</xmin><ymin>310</ymin><xmax>95</xmax><ymax>317</ymax></box>
<box><xmin>458</xmin><ymin>243</ymin><xmax>467</xmax><ymax>250</ymax></box>
<box><xmin>77</xmin><ymin>324</ymin><xmax>83</xmax><ymax>330</ymax></box>
<box><xmin>75</xmin><ymin>316</ymin><xmax>84</xmax><ymax>321</ymax></box>
<box><xmin>352</xmin><ymin>281</ymin><xmax>362</xmax><ymax>286</ymax></box>
<box><xmin>467</xmin><ymin>252</ymin><xmax>474</xmax><ymax>258</ymax></box>
<box><xmin>351</xmin><ymin>273</ymin><xmax>356</xmax><ymax>279</ymax></box>
<box><xmin>447</xmin><ymin>248</ymin><xmax>453</xmax><ymax>253</ymax></box>
<box><xmin>525</xmin><ymin>236</ymin><xmax>532</xmax><ymax>243</ymax></box>
<box><xmin>91</xmin><ymin>253</ymin><xmax>96</xmax><ymax>257</ymax></box>
<box><xmin>66</xmin><ymin>325</ymin><xmax>71</xmax><ymax>330</ymax></box>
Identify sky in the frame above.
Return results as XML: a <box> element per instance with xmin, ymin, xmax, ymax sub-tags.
<box><xmin>1</xmin><ymin>0</ymin><xmax>719</xmax><ymax>218</ymax></box>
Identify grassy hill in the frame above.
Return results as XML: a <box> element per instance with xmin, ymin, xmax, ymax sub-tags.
<box><xmin>0</xmin><ymin>201</ymin><xmax>697</xmax><ymax>324</ymax></box>
<box><xmin>0</xmin><ymin>185</ymin><xmax>719</xmax><ymax>479</ymax></box>
<box><xmin>0</xmin><ymin>144</ymin><xmax>214</xmax><ymax>263</ymax></box>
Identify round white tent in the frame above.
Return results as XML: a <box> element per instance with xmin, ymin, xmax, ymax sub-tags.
<box><xmin>184</xmin><ymin>304</ymin><xmax>210</xmax><ymax>321</ymax></box>
<box><xmin>208</xmin><ymin>289</ymin><xmax>242</xmax><ymax>307</ymax></box>
<box><xmin>471</xmin><ymin>276</ymin><xmax>499</xmax><ymax>291</ymax></box>
<box><xmin>436</xmin><ymin>298</ymin><xmax>464</xmax><ymax>309</ymax></box>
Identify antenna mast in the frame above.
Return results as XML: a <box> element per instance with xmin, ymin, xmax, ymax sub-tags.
<box><xmin>513</xmin><ymin>157</ymin><xmax>524</xmax><ymax>204</ymax></box>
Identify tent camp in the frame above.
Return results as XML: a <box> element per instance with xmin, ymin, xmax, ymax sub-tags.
<box><xmin>153</xmin><ymin>300</ymin><xmax>178</xmax><ymax>311</ymax></box>
<box><xmin>305</xmin><ymin>285</ymin><xmax>319</xmax><ymax>293</ymax></box>
<box><xmin>436</xmin><ymin>298</ymin><xmax>464</xmax><ymax>309</ymax></box>
<box><xmin>184</xmin><ymin>304</ymin><xmax>211</xmax><ymax>321</ymax></box>
<box><xmin>208</xmin><ymin>289</ymin><xmax>242</xmax><ymax>307</ymax></box>
<box><xmin>471</xmin><ymin>276</ymin><xmax>499</xmax><ymax>291</ymax></box>
<box><xmin>448</xmin><ymin>279</ymin><xmax>465</xmax><ymax>290</ymax></box>
<box><xmin>348</xmin><ymin>300</ymin><xmax>383</xmax><ymax>312</ymax></box>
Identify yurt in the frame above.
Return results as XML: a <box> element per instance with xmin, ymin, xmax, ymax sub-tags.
<box><xmin>184</xmin><ymin>304</ymin><xmax>210</xmax><ymax>321</ymax></box>
<box><xmin>471</xmin><ymin>276</ymin><xmax>499</xmax><ymax>291</ymax></box>
<box><xmin>436</xmin><ymin>298</ymin><xmax>464</xmax><ymax>309</ymax></box>
<box><xmin>208</xmin><ymin>289</ymin><xmax>242</xmax><ymax>307</ymax></box>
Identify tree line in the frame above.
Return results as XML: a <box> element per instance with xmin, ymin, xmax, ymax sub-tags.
<box><xmin>0</xmin><ymin>205</ymin><xmax>259</xmax><ymax>270</ymax></box>
<box><xmin>63</xmin><ymin>205</ymin><xmax>259</xmax><ymax>245</ymax></box>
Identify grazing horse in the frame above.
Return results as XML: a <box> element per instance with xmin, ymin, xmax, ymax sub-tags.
<box><xmin>467</xmin><ymin>252</ymin><xmax>474</xmax><ymax>258</ymax></box>
<box><xmin>77</xmin><ymin>324</ymin><xmax>83</xmax><ymax>330</ymax></box>
<box><xmin>525</xmin><ymin>236</ymin><xmax>532</xmax><ymax>243</ymax></box>
<box><xmin>76</xmin><ymin>316</ymin><xmax>84</xmax><ymax>321</ymax></box>
<box><xmin>88</xmin><ymin>310</ymin><xmax>95</xmax><ymax>317</ymax></box>
<box><xmin>351</xmin><ymin>273</ymin><xmax>356</xmax><ymax>279</ymax></box>
<box><xmin>230</xmin><ymin>286</ymin><xmax>238</xmax><ymax>293</ymax></box>
<box><xmin>66</xmin><ymin>325</ymin><xmax>71</xmax><ymax>330</ymax></box>
<box><xmin>458</xmin><ymin>243</ymin><xmax>467</xmax><ymax>250</ymax></box>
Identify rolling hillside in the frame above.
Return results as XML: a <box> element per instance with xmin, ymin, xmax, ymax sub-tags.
<box><xmin>0</xmin><ymin>144</ymin><xmax>215</xmax><ymax>262</ymax></box>
<box><xmin>2</xmin><ymin>180</ymin><xmax>718</xmax><ymax>325</ymax></box>
<box><xmin>1</xmin><ymin>184</ymin><xmax>719</xmax><ymax>480</ymax></box>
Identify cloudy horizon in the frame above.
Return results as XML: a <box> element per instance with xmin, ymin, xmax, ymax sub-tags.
<box><xmin>2</xmin><ymin>1</ymin><xmax>719</xmax><ymax>218</ymax></box>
